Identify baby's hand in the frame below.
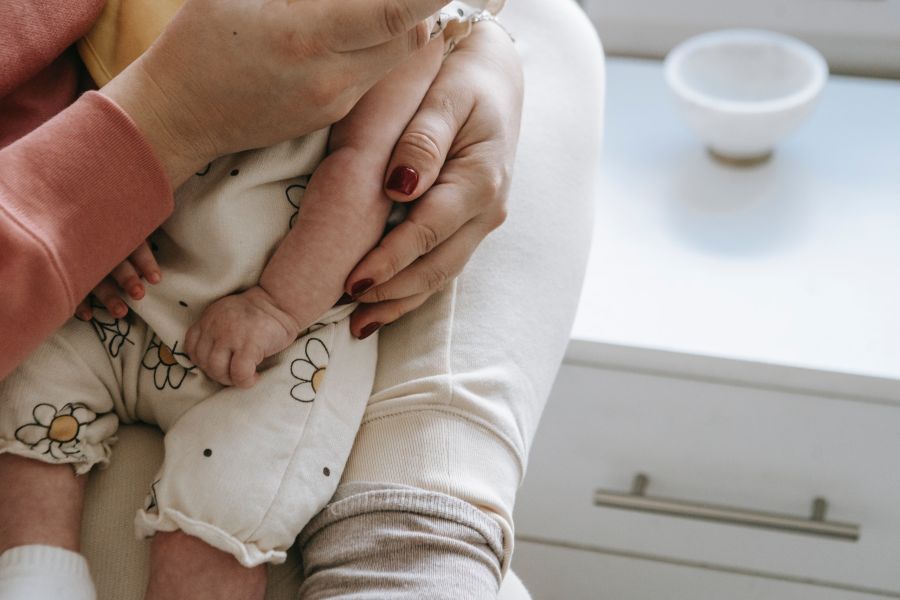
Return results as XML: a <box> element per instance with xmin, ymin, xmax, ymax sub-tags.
<box><xmin>75</xmin><ymin>241</ymin><xmax>161</xmax><ymax>320</ymax></box>
<box><xmin>184</xmin><ymin>286</ymin><xmax>301</xmax><ymax>388</ymax></box>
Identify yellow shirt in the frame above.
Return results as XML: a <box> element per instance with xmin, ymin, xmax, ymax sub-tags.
<box><xmin>78</xmin><ymin>0</ymin><xmax>182</xmax><ymax>86</ymax></box>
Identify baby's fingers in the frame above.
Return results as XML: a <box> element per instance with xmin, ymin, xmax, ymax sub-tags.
<box><xmin>130</xmin><ymin>242</ymin><xmax>161</xmax><ymax>284</ymax></box>
<box><xmin>74</xmin><ymin>298</ymin><xmax>93</xmax><ymax>321</ymax></box>
<box><xmin>206</xmin><ymin>344</ymin><xmax>234</xmax><ymax>386</ymax></box>
<box><xmin>230</xmin><ymin>347</ymin><xmax>262</xmax><ymax>389</ymax></box>
<box><xmin>111</xmin><ymin>260</ymin><xmax>145</xmax><ymax>301</ymax></box>
<box><xmin>93</xmin><ymin>278</ymin><xmax>129</xmax><ymax>318</ymax></box>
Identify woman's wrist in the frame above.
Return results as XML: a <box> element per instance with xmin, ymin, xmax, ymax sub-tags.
<box><xmin>457</xmin><ymin>14</ymin><xmax>521</xmax><ymax>77</ymax></box>
<box><xmin>100</xmin><ymin>62</ymin><xmax>216</xmax><ymax>189</ymax></box>
<box><xmin>470</xmin><ymin>12</ymin><xmax>516</xmax><ymax>44</ymax></box>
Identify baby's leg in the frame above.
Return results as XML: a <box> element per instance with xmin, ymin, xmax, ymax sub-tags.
<box><xmin>0</xmin><ymin>459</ymin><xmax>94</xmax><ymax>600</ymax></box>
<box><xmin>0</xmin><ymin>457</ymin><xmax>86</xmax><ymax>554</ymax></box>
<box><xmin>0</xmin><ymin>317</ymin><xmax>123</xmax><ymax>600</ymax></box>
<box><xmin>136</xmin><ymin>304</ymin><xmax>376</xmax><ymax>583</ymax></box>
<box><xmin>144</xmin><ymin>531</ymin><xmax>266</xmax><ymax>600</ymax></box>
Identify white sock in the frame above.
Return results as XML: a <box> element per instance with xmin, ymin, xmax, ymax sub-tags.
<box><xmin>0</xmin><ymin>545</ymin><xmax>97</xmax><ymax>600</ymax></box>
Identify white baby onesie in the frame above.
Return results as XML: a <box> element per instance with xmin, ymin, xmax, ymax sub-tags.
<box><xmin>0</xmin><ymin>131</ymin><xmax>379</xmax><ymax>566</ymax></box>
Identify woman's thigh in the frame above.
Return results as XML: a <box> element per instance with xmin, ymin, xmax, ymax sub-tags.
<box><xmin>340</xmin><ymin>0</ymin><xmax>606</xmax><ymax>552</ymax></box>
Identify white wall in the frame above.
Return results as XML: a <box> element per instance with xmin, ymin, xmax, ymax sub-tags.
<box><xmin>581</xmin><ymin>0</ymin><xmax>900</xmax><ymax>78</ymax></box>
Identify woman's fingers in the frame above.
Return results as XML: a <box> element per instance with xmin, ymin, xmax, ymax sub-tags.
<box><xmin>330</xmin><ymin>0</ymin><xmax>448</xmax><ymax>51</ymax></box>
<box><xmin>344</xmin><ymin>19</ymin><xmax>436</xmax><ymax>86</ymax></box>
<box><xmin>349</xmin><ymin>291</ymin><xmax>433</xmax><ymax>339</ymax></box>
<box><xmin>344</xmin><ymin>22</ymin><xmax>521</xmax><ymax>339</ymax></box>
<box><xmin>349</xmin><ymin>219</ymin><xmax>495</xmax><ymax>336</ymax></box>
<box><xmin>383</xmin><ymin>85</ymin><xmax>473</xmax><ymax>201</ymax></box>
<box><xmin>345</xmin><ymin>68</ymin><xmax>483</xmax><ymax>300</ymax></box>
<box><xmin>356</xmin><ymin>219</ymin><xmax>487</xmax><ymax>306</ymax></box>
<box><xmin>346</xmin><ymin>183</ymin><xmax>477</xmax><ymax>296</ymax></box>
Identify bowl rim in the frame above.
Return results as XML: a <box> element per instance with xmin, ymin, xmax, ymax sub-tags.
<box><xmin>664</xmin><ymin>29</ymin><xmax>829</xmax><ymax>115</ymax></box>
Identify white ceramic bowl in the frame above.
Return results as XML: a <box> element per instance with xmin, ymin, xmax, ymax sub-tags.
<box><xmin>664</xmin><ymin>29</ymin><xmax>828</xmax><ymax>162</ymax></box>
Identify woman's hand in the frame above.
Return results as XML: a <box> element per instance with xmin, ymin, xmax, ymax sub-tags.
<box><xmin>343</xmin><ymin>22</ymin><xmax>524</xmax><ymax>338</ymax></box>
<box><xmin>101</xmin><ymin>0</ymin><xmax>449</xmax><ymax>187</ymax></box>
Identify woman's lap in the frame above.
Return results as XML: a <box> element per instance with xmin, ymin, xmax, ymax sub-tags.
<box><xmin>80</xmin><ymin>0</ymin><xmax>605</xmax><ymax>596</ymax></box>
<box><xmin>340</xmin><ymin>0</ymin><xmax>606</xmax><ymax>567</ymax></box>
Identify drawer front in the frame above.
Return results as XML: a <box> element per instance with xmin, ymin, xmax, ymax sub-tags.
<box><xmin>515</xmin><ymin>364</ymin><xmax>900</xmax><ymax>593</ymax></box>
<box><xmin>513</xmin><ymin>540</ymin><xmax>886</xmax><ymax>600</ymax></box>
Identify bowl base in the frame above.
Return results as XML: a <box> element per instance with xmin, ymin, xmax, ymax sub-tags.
<box><xmin>708</xmin><ymin>148</ymin><xmax>773</xmax><ymax>167</ymax></box>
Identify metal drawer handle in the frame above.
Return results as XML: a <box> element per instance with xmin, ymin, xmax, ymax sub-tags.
<box><xmin>594</xmin><ymin>474</ymin><xmax>860</xmax><ymax>541</ymax></box>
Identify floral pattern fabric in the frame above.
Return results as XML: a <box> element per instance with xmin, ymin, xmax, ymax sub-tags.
<box><xmin>14</xmin><ymin>403</ymin><xmax>104</xmax><ymax>460</ymax></box>
<box><xmin>290</xmin><ymin>338</ymin><xmax>330</xmax><ymax>402</ymax></box>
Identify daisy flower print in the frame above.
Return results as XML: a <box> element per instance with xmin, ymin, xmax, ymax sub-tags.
<box><xmin>14</xmin><ymin>403</ymin><xmax>99</xmax><ymax>460</ymax></box>
<box><xmin>290</xmin><ymin>337</ymin><xmax>329</xmax><ymax>402</ymax></box>
<box><xmin>142</xmin><ymin>337</ymin><xmax>196</xmax><ymax>390</ymax></box>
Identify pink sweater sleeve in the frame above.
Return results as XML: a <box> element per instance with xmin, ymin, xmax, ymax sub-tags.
<box><xmin>0</xmin><ymin>92</ymin><xmax>174</xmax><ymax>379</ymax></box>
<box><xmin>0</xmin><ymin>0</ymin><xmax>105</xmax><ymax>97</ymax></box>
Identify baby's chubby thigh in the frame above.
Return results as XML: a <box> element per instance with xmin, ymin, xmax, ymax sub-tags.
<box><xmin>135</xmin><ymin>315</ymin><xmax>378</xmax><ymax>567</ymax></box>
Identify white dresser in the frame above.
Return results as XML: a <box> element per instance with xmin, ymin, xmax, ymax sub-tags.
<box><xmin>511</xmin><ymin>58</ymin><xmax>900</xmax><ymax>599</ymax></box>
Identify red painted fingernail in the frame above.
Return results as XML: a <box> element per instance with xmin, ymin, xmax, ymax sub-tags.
<box><xmin>336</xmin><ymin>293</ymin><xmax>354</xmax><ymax>305</ymax></box>
<box><xmin>387</xmin><ymin>166</ymin><xmax>418</xmax><ymax>196</ymax></box>
<box><xmin>147</xmin><ymin>272</ymin><xmax>161</xmax><ymax>284</ymax></box>
<box><xmin>129</xmin><ymin>285</ymin><xmax>144</xmax><ymax>299</ymax></box>
<box><xmin>359</xmin><ymin>322</ymin><xmax>382</xmax><ymax>340</ymax></box>
<box><xmin>350</xmin><ymin>279</ymin><xmax>374</xmax><ymax>298</ymax></box>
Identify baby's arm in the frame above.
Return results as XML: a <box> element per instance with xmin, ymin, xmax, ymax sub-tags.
<box><xmin>185</xmin><ymin>38</ymin><xmax>445</xmax><ymax>387</ymax></box>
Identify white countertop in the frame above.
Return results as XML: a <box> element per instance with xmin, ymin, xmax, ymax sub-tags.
<box><xmin>570</xmin><ymin>58</ymin><xmax>900</xmax><ymax>396</ymax></box>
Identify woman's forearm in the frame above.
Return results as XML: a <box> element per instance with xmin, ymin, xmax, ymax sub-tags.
<box><xmin>0</xmin><ymin>92</ymin><xmax>173</xmax><ymax>380</ymax></box>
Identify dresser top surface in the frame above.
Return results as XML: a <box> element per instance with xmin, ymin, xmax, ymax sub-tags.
<box><xmin>573</xmin><ymin>58</ymin><xmax>900</xmax><ymax>385</ymax></box>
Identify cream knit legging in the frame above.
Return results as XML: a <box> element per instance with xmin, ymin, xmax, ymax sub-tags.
<box><xmin>336</xmin><ymin>0</ymin><xmax>605</xmax><ymax>568</ymax></box>
<box><xmin>80</xmin><ymin>0</ymin><xmax>605</xmax><ymax>596</ymax></box>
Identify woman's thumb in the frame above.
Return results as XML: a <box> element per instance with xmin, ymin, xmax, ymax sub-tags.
<box><xmin>384</xmin><ymin>87</ymin><xmax>473</xmax><ymax>201</ymax></box>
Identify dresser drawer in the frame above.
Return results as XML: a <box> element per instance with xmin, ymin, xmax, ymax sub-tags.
<box><xmin>513</xmin><ymin>540</ymin><xmax>885</xmax><ymax>600</ymax></box>
<box><xmin>515</xmin><ymin>364</ymin><xmax>900</xmax><ymax>594</ymax></box>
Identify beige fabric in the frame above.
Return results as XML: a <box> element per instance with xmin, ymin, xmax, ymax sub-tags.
<box><xmin>77</xmin><ymin>0</ymin><xmax>605</xmax><ymax>595</ymax></box>
<box><xmin>339</xmin><ymin>0</ymin><xmax>606</xmax><ymax>574</ymax></box>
